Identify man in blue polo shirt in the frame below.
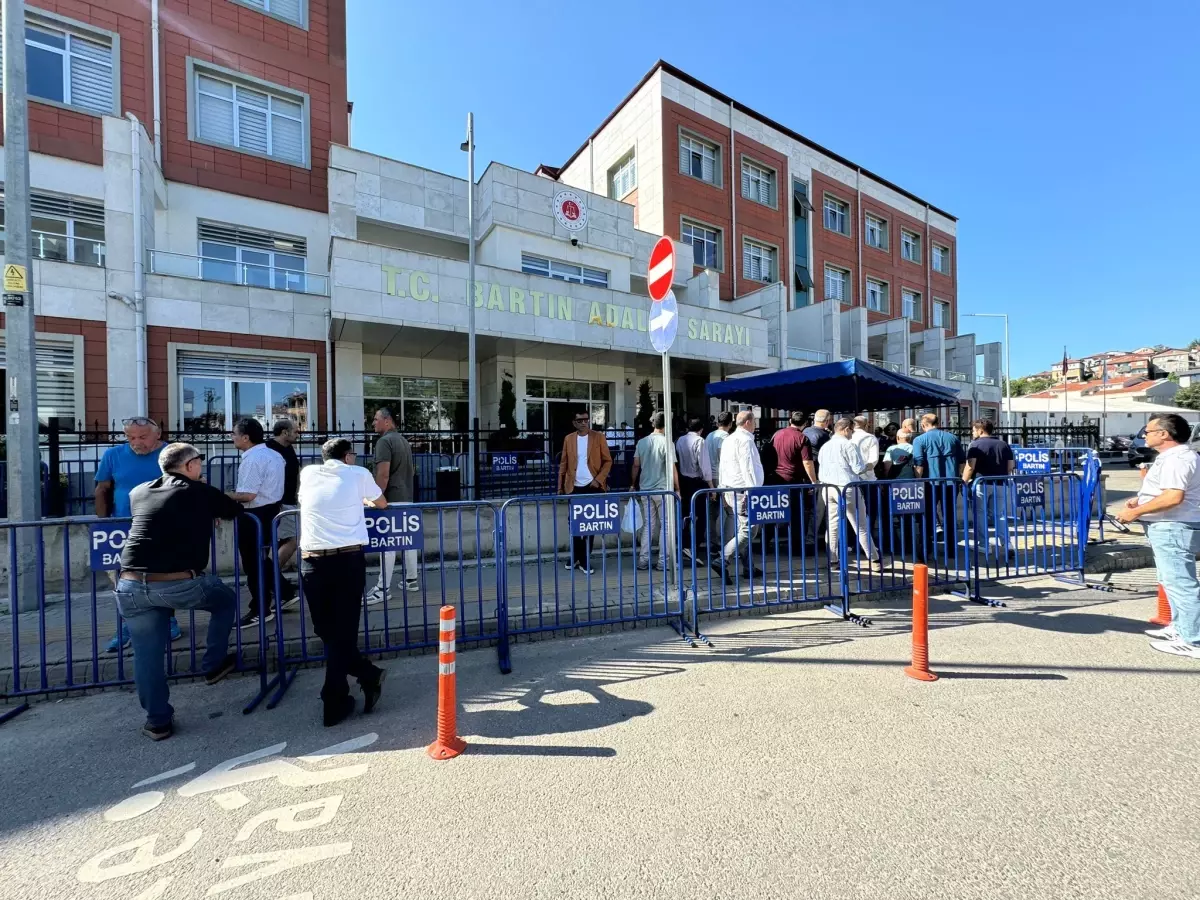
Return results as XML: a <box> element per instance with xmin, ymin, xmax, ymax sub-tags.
<box><xmin>95</xmin><ymin>417</ymin><xmax>180</xmax><ymax>651</ymax></box>
<box><xmin>911</xmin><ymin>412</ymin><xmax>966</xmax><ymax>563</ymax></box>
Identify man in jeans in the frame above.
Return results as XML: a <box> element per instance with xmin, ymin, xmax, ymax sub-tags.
<box><xmin>557</xmin><ymin>407</ymin><xmax>613</xmax><ymax>574</ymax></box>
<box><xmin>631</xmin><ymin>412</ymin><xmax>679</xmax><ymax>570</ymax></box>
<box><xmin>115</xmin><ymin>443</ymin><xmax>244</xmax><ymax>740</ymax></box>
<box><xmin>1115</xmin><ymin>414</ymin><xmax>1200</xmax><ymax>660</ymax></box>
<box><xmin>299</xmin><ymin>438</ymin><xmax>390</xmax><ymax>726</ymax></box>
<box><xmin>911</xmin><ymin>413</ymin><xmax>967</xmax><ymax>564</ymax></box>
<box><xmin>962</xmin><ymin>419</ymin><xmax>1015</xmax><ymax>560</ymax></box>
<box><xmin>365</xmin><ymin>408</ymin><xmax>419</xmax><ymax>603</ymax></box>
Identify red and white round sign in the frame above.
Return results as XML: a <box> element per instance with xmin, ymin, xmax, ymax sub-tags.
<box><xmin>553</xmin><ymin>190</ymin><xmax>588</xmax><ymax>232</ymax></box>
<box><xmin>647</xmin><ymin>235</ymin><xmax>675</xmax><ymax>302</ymax></box>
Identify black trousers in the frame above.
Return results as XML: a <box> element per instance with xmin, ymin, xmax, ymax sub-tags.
<box><xmin>237</xmin><ymin>505</ymin><xmax>281</xmax><ymax>615</ymax></box>
<box><xmin>569</xmin><ymin>484</ymin><xmax>604</xmax><ymax>563</ymax></box>
<box><xmin>301</xmin><ymin>549</ymin><xmax>381</xmax><ymax>703</ymax></box>
<box><xmin>679</xmin><ymin>475</ymin><xmax>706</xmax><ymax>550</ymax></box>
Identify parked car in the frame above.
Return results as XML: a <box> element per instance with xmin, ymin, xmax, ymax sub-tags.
<box><xmin>1127</xmin><ymin>421</ymin><xmax>1200</xmax><ymax>467</ymax></box>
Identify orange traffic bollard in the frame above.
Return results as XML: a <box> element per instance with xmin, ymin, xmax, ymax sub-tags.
<box><xmin>1149</xmin><ymin>584</ymin><xmax>1172</xmax><ymax>627</ymax></box>
<box><xmin>904</xmin><ymin>563</ymin><xmax>938</xmax><ymax>682</ymax></box>
<box><xmin>427</xmin><ymin>605</ymin><xmax>467</xmax><ymax>760</ymax></box>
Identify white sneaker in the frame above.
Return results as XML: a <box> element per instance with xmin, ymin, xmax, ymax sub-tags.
<box><xmin>1145</xmin><ymin>624</ymin><xmax>1176</xmax><ymax>639</ymax></box>
<box><xmin>364</xmin><ymin>587</ymin><xmax>386</xmax><ymax>606</ymax></box>
<box><xmin>1149</xmin><ymin>638</ymin><xmax>1200</xmax><ymax>659</ymax></box>
<box><xmin>405</xmin><ymin>579</ymin><xmax>420</xmax><ymax>592</ymax></box>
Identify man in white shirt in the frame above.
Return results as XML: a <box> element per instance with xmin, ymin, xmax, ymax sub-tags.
<box><xmin>851</xmin><ymin>416</ymin><xmax>880</xmax><ymax>482</ymax></box>
<box><xmin>299</xmin><ymin>438</ymin><xmax>390</xmax><ymax>726</ymax></box>
<box><xmin>226</xmin><ymin>418</ymin><xmax>288</xmax><ymax>629</ymax></box>
<box><xmin>817</xmin><ymin>417</ymin><xmax>882</xmax><ymax>571</ymax></box>
<box><xmin>718</xmin><ymin>410</ymin><xmax>765</xmax><ymax>580</ymax></box>
<box><xmin>676</xmin><ymin>416</ymin><xmax>713</xmax><ymax>552</ymax></box>
<box><xmin>704</xmin><ymin>411</ymin><xmax>734</xmax><ymax>556</ymax></box>
<box><xmin>1115</xmin><ymin>414</ymin><xmax>1200</xmax><ymax>659</ymax></box>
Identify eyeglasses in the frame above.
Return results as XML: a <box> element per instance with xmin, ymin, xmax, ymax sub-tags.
<box><xmin>1145</xmin><ymin>428</ymin><xmax>1167</xmax><ymax>435</ymax></box>
<box><xmin>122</xmin><ymin>416</ymin><xmax>159</xmax><ymax>428</ymax></box>
<box><xmin>188</xmin><ymin>453</ymin><xmax>206</xmax><ymax>464</ymax></box>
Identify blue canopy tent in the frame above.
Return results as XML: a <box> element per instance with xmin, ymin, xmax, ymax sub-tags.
<box><xmin>705</xmin><ymin>358</ymin><xmax>962</xmax><ymax>412</ymax></box>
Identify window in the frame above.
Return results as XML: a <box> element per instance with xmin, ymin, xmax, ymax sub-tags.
<box><xmin>823</xmin><ymin>195</ymin><xmax>849</xmax><ymax>235</ymax></box>
<box><xmin>0</xmin><ymin>336</ymin><xmax>79</xmax><ymax>424</ymax></box>
<box><xmin>525</xmin><ymin>379</ymin><xmax>611</xmax><ymax>432</ymax></box>
<box><xmin>864</xmin><ymin>214</ymin><xmax>887</xmax><ymax>250</ymax></box>
<box><xmin>741</xmin><ymin>159</ymin><xmax>775</xmax><ymax>206</ymax></box>
<box><xmin>178</xmin><ymin>350</ymin><xmax>312</xmax><ymax>431</ymax></box>
<box><xmin>681</xmin><ymin>219</ymin><xmax>722</xmax><ymax>270</ymax></box>
<box><xmin>679</xmin><ymin>133</ymin><xmax>719</xmax><ymax>185</ymax></box>
<box><xmin>608</xmin><ymin>151</ymin><xmax>637</xmax><ymax>199</ymax></box>
<box><xmin>232</xmin><ymin>0</ymin><xmax>306</xmax><ymax>27</ymax></box>
<box><xmin>0</xmin><ymin>192</ymin><xmax>106</xmax><ymax>266</ymax></box>
<box><xmin>932</xmin><ymin>244</ymin><xmax>950</xmax><ymax>274</ymax></box>
<box><xmin>901</xmin><ymin>229</ymin><xmax>922</xmax><ymax>263</ymax></box>
<box><xmin>742</xmin><ymin>239</ymin><xmax>776</xmax><ymax>283</ymax></box>
<box><xmin>520</xmin><ymin>254</ymin><xmax>608</xmax><ymax>288</ymax></box>
<box><xmin>902</xmin><ymin>289</ymin><xmax>922</xmax><ymax>322</ymax></box>
<box><xmin>0</xmin><ymin>13</ymin><xmax>118</xmax><ymax>115</ymax></box>
<box><xmin>192</xmin><ymin>63</ymin><xmax>307</xmax><ymax>166</ymax></box>
<box><xmin>866</xmin><ymin>278</ymin><xmax>889</xmax><ymax>313</ymax></box>
<box><xmin>824</xmin><ymin>265</ymin><xmax>849</xmax><ymax>304</ymax></box>
<box><xmin>933</xmin><ymin>299</ymin><xmax>950</xmax><ymax>328</ymax></box>
<box><xmin>362</xmin><ymin>375</ymin><xmax>467</xmax><ymax>432</ymax></box>
<box><xmin>197</xmin><ymin>223</ymin><xmax>308</xmax><ymax>291</ymax></box>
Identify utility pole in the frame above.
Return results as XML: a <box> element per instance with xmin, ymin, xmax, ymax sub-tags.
<box><xmin>3</xmin><ymin>0</ymin><xmax>44</xmax><ymax>611</ymax></box>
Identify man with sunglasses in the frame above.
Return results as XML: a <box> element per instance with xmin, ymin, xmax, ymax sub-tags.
<box><xmin>115</xmin><ymin>443</ymin><xmax>244</xmax><ymax>740</ymax></box>
<box><xmin>1115</xmin><ymin>414</ymin><xmax>1200</xmax><ymax>660</ymax></box>
<box><xmin>557</xmin><ymin>407</ymin><xmax>613</xmax><ymax>573</ymax></box>
<box><xmin>96</xmin><ymin>416</ymin><xmax>180</xmax><ymax>651</ymax></box>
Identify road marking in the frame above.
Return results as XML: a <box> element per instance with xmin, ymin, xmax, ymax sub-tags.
<box><xmin>205</xmin><ymin>843</ymin><xmax>352</xmax><ymax>896</ymax></box>
<box><xmin>234</xmin><ymin>795</ymin><xmax>343</xmax><ymax>842</ymax></box>
<box><xmin>213</xmin><ymin>791</ymin><xmax>250</xmax><ymax>810</ymax></box>
<box><xmin>179</xmin><ymin>742</ymin><xmax>367</xmax><ymax>798</ymax></box>
<box><xmin>78</xmin><ymin>830</ymin><xmax>203</xmax><ymax>883</ymax></box>
<box><xmin>132</xmin><ymin>877</ymin><xmax>174</xmax><ymax>900</ymax></box>
<box><xmin>297</xmin><ymin>733</ymin><xmax>378</xmax><ymax>762</ymax></box>
<box><xmin>133</xmin><ymin>762</ymin><xmax>196</xmax><ymax>788</ymax></box>
<box><xmin>103</xmin><ymin>791</ymin><xmax>165</xmax><ymax>823</ymax></box>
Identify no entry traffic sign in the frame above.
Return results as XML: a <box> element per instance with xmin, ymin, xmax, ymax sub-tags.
<box><xmin>647</xmin><ymin>235</ymin><xmax>675</xmax><ymax>302</ymax></box>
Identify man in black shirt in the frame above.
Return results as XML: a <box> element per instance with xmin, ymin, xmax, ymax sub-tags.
<box><xmin>266</xmin><ymin>419</ymin><xmax>302</xmax><ymax>599</ymax></box>
<box><xmin>115</xmin><ymin>442</ymin><xmax>243</xmax><ymax>741</ymax></box>
<box><xmin>963</xmin><ymin>419</ymin><xmax>1016</xmax><ymax>559</ymax></box>
<box><xmin>803</xmin><ymin>409</ymin><xmax>834</xmax><ymax>544</ymax></box>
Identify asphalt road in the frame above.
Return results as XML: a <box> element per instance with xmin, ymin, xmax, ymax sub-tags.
<box><xmin>0</xmin><ymin>571</ymin><xmax>1196</xmax><ymax>900</ymax></box>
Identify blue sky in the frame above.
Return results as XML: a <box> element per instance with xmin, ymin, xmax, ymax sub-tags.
<box><xmin>346</xmin><ymin>0</ymin><xmax>1199</xmax><ymax>378</ymax></box>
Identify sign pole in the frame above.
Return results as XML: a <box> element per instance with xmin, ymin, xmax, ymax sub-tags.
<box><xmin>646</xmin><ymin>236</ymin><xmax>680</xmax><ymax>592</ymax></box>
<box><xmin>4</xmin><ymin>0</ymin><xmax>44</xmax><ymax>612</ymax></box>
<box><xmin>661</xmin><ymin>349</ymin><xmax>676</xmax><ymax>588</ymax></box>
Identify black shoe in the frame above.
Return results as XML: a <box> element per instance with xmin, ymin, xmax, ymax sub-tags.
<box><xmin>203</xmin><ymin>653</ymin><xmax>237</xmax><ymax>686</ymax></box>
<box><xmin>239</xmin><ymin>610</ymin><xmax>275</xmax><ymax>630</ymax></box>
<box><xmin>574</xmin><ymin>562</ymin><xmax>595</xmax><ymax>575</ymax></box>
<box><xmin>143</xmin><ymin>721</ymin><xmax>173</xmax><ymax>741</ymax></box>
<box><xmin>361</xmin><ymin>669</ymin><xmax>386</xmax><ymax>714</ymax></box>
<box><xmin>323</xmin><ymin>694</ymin><xmax>356</xmax><ymax>727</ymax></box>
<box><xmin>279</xmin><ymin>580</ymin><xmax>300</xmax><ymax>610</ymax></box>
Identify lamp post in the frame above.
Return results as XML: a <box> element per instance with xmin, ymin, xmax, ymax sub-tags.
<box><xmin>962</xmin><ymin>312</ymin><xmax>1011</xmax><ymax>428</ymax></box>
<box><xmin>460</xmin><ymin>113</ymin><xmax>477</xmax><ymax>432</ymax></box>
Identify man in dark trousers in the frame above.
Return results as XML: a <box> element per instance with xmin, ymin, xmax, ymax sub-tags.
<box><xmin>266</xmin><ymin>418</ymin><xmax>302</xmax><ymax>602</ymax></box>
<box><xmin>804</xmin><ymin>409</ymin><xmax>834</xmax><ymax>545</ymax></box>
<box><xmin>228</xmin><ymin>418</ymin><xmax>287</xmax><ymax>629</ymax></box>
<box><xmin>557</xmin><ymin>407</ymin><xmax>613</xmax><ymax>573</ymax></box>
<box><xmin>299</xmin><ymin>438</ymin><xmax>390</xmax><ymax>726</ymax></box>
<box><xmin>115</xmin><ymin>443</ymin><xmax>244</xmax><ymax>740</ymax></box>
<box><xmin>772</xmin><ymin>411</ymin><xmax>817</xmax><ymax>550</ymax></box>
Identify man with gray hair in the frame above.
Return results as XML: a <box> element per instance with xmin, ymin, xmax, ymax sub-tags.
<box><xmin>366</xmin><ymin>407</ymin><xmax>419</xmax><ymax>603</ymax></box>
<box><xmin>804</xmin><ymin>409</ymin><xmax>834</xmax><ymax>545</ymax></box>
<box><xmin>718</xmin><ymin>409</ymin><xmax>765</xmax><ymax>580</ymax></box>
<box><xmin>114</xmin><ymin>442</ymin><xmax>245</xmax><ymax>740</ymax></box>
<box><xmin>817</xmin><ymin>418</ymin><xmax>883</xmax><ymax>571</ymax></box>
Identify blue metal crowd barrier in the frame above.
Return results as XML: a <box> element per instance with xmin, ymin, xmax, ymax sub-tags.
<box><xmin>477</xmin><ymin>451</ymin><xmax>555</xmax><ymax>499</ymax></box>
<box><xmin>264</xmin><ymin>500</ymin><xmax>505</xmax><ymax>710</ymax></box>
<box><xmin>0</xmin><ymin>515</ymin><xmax>279</xmax><ymax>724</ymax></box>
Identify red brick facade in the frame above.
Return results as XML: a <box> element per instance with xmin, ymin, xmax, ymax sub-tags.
<box><xmin>0</xmin><ymin>313</ymin><xmax>109</xmax><ymax>427</ymax></box>
<box><xmin>146</xmin><ymin>326</ymin><xmax>327</xmax><ymax>429</ymax></box>
<box><xmin>0</xmin><ymin>0</ymin><xmax>347</xmax><ymax>212</ymax></box>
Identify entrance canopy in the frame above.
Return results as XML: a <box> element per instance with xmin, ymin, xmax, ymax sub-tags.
<box><xmin>705</xmin><ymin>358</ymin><xmax>961</xmax><ymax>411</ymax></box>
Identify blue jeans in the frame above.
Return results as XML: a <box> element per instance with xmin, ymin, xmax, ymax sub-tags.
<box><xmin>972</xmin><ymin>481</ymin><xmax>1011</xmax><ymax>561</ymax></box>
<box><xmin>1146</xmin><ymin>521</ymin><xmax>1200</xmax><ymax>646</ymax></box>
<box><xmin>114</xmin><ymin>575</ymin><xmax>237</xmax><ymax>726</ymax></box>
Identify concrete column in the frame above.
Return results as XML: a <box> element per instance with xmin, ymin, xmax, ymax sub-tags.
<box><xmin>334</xmin><ymin>341</ymin><xmax>364</xmax><ymax>428</ymax></box>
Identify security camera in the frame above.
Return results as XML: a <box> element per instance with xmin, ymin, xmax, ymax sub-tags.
<box><xmin>570</xmin><ymin>237</ymin><xmax>579</xmax><ymax>247</ymax></box>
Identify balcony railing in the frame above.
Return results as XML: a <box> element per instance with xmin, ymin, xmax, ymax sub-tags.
<box><xmin>978</xmin><ymin>375</ymin><xmax>998</xmax><ymax>386</ymax></box>
<box><xmin>149</xmin><ymin>250</ymin><xmax>329</xmax><ymax>296</ymax></box>
<box><xmin>946</xmin><ymin>370</ymin><xmax>970</xmax><ymax>383</ymax></box>
<box><xmin>1</xmin><ymin>231</ymin><xmax>106</xmax><ymax>267</ymax></box>
<box><xmin>910</xmin><ymin>364</ymin><xmax>937</xmax><ymax>379</ymax></box>
<box><xmin>787</xmin><ymin>346</ymin><xmax>831</xmax><ymax>364</ymax></box>
<box><xmin>868</xmin><ymin>358</ymin><xmax>905</xmax><ymax>374</ymax></box>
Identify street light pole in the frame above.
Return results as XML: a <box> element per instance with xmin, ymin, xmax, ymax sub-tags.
<box><xmin>461</xmin><ymin>113</ymin><xmax>477</xmax><ymax>431</ymax></box>
<box><xmin>4</xmin><ymin>0</ymin><xmax>45</xmax><ymax>612</ymax></box>
<box><xmin>963</xmin><ymin>312</ymin><xmax>1011</xmax><ymax>428</ymax></box>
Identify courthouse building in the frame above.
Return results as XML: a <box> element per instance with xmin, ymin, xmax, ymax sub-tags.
<box><xmin>2</xmin><ymin>2</ymin><xmax>999</xmax><ymax>437</ymax></box>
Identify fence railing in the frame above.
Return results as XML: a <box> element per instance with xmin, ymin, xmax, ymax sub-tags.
<box><xmin>2</xmin><ymin>469</ymin><xmax>1104</xmax><ymax>722</ymax></box>
<box><xmin>148</xmin><ymin>250</ymin><xmax>330</xmax><ymax>296</ymax></box>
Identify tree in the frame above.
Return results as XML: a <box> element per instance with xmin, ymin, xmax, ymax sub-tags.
<box><xmin>1188</xmin><ymin>338</ymin><xmax>1200</xmax><ymax>350</ymax></box>
<box><xmin>634</xmin><ymin>379</ymin><xmax>654</xmax><ymax>436</ymax></box>
<box><xmin>1007</xmin><ymin>375</ymin><xmax>1052</xmax><ymax>397</ymax></box>
<box><xmin>498</xmin><ymin>379</ymin><xmax>517</xmax><ymax>432</ymax></box>
<box><xmin>1173</xmin><ymin>384</ymin><xmax>1200</xmax><ymax>410</ymax></box>
<box><xmin>1169</xmin><ymin>372</ymin><xmax>1180</xmax><ymax>384</ymax></box>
